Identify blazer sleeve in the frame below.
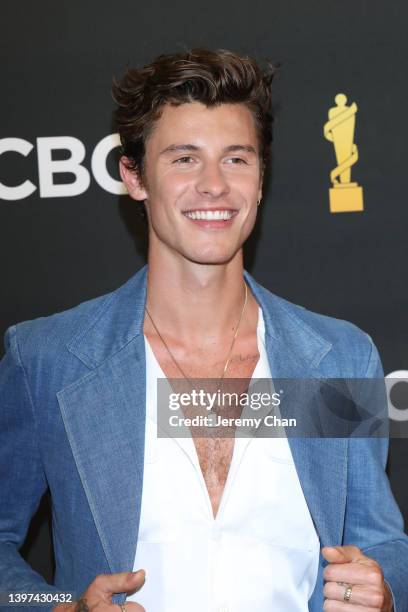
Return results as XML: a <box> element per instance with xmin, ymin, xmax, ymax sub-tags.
<box><xmin>0</xmin><ymin>324</ymin><xmax>63</xmax><ymax>610</ymax></box>
<box><xmin>343</xmin><ymin>337</ymin><xmax>408</xmax><ymax>611</ymax></box>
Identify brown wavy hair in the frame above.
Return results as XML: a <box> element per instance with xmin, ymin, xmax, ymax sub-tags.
<box><xmin>112</xmin><ymin>48</ymin><xmax>275</xmax><ymax>180</ymax></box>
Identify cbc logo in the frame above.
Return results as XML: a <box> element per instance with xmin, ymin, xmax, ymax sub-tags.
<box><xmin>386</xmin><ymin>371</ymin><xmax>408</xmax><ymax>422</ymax></box>
<box><xmin>0</xmin><ymin>134</ymin><xmax>126</xmax><ymax>200</ymax></box>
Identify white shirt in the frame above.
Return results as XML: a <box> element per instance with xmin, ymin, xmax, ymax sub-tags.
<box><xmin>128</xmin><ymin>307</ymin><xmax>320</xmax><ymax>611</ymax></box>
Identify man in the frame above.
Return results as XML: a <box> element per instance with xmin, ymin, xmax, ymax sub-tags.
<box><xmin>0</xmin><ymin>48</ymin><xmax>407</xmax><ymax>612</ymax></box>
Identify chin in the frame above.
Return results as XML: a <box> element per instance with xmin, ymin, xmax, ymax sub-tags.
<box><xmin>184</xmin><ymin>249</ymin><xmax>238</xmax><ymax>266</ymax></box>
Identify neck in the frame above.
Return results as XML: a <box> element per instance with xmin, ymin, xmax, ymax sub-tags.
<box><xmin>145</xmin><ymin>249</ymin><xmax>257</xmax><ymax>346</ymax></box>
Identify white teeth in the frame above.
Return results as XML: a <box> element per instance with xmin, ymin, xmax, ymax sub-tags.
<box><xmin>185</xmin><ymin>210</ymin><xmax>234</xmax><ymax>220</ymax></box>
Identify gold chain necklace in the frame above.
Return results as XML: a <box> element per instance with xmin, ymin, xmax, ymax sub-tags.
<box><xmin>145</xmin><ymin>281</ymin><xmax>248</xmax><ymax>383</ymax></box>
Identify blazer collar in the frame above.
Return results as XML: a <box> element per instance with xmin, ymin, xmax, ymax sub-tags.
<box><xmin>66</xmin><ymin>264</ymin><xmax>332</xmax><ymax>377</ymax></box>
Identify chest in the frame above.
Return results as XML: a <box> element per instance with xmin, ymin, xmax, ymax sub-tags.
<box><xmin>145</xmin><ymin>334</ymin><xmax>260</xmax><ymax>517</ymax></box>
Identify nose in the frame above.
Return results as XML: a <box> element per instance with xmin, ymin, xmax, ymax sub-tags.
<box><xmin>195</xmin><ymin>161</ymin><xmax>230</xmax><ymax>199</ymax></box>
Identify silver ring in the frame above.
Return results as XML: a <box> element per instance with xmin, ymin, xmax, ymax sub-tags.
<box><xmin>343</xmin><ymin>584</ymin><xmax>353</xmax><ymax>602</ymax></box>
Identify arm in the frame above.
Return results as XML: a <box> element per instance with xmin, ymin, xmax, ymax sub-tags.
<box><xmin>0</xmin><ymin>326</ymin><xmax>148</xmax><ymax>612</ymax></box>
<box><xmin>342</xmin><ymin>434</ymin><xmax>408</xmax><ymax>611</ymax></box>
<box><xmin>0</xmin><ymin>324</ymin><xmax>63</xmax><ymax>610</ymax></box>
<box><xmin>326</xmin><ymin>337</ymin><xmax>408</xmax><ymax>611</ymax></box>
<box><xmin>348</xmin><ymin>338</ymin><xmax>408</xmax><ymax>609</ymax></box>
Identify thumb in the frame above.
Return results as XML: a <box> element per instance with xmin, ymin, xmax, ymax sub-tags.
<box><xmin>100</xmin><ymin>570</ymin><xmax>146</xmax><ymax>597</ymax></box>
<box><xmin>322</xmin><ymin>545</ymin><xmax>364</xmax><ymax>564</ymax></box>
<box><xmin>124</xmin><ymin>569</ymin><xmax>146</xmax><ymax>596</ymax></box>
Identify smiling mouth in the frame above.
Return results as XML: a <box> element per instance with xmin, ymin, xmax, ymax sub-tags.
<box><xmin>183</xmin><ymin>209</ymin><xmax>237</xmax><ymax>221</ymax></box>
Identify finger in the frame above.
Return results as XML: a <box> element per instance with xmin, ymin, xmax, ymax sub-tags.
<box><xmin>120</xmin><ymin>604</ymin><xmax>146</xmax><ymax>612</ymax></box>
<box><xmin>69</xmin><ymin>599</ymin><xmax>146</xmax><ymax>612</ymax></box>
<box><xmin>323</xmin><ymin>581</ymin><xmax>386</xmax><ymax>608</ymax></box>
<box><xmin>322</xmin><ymin>545</ymin><xmax>365</xmax><ymax>564</ymax></box>
<box><xmin>324</xmin><ymin>561</ymin><xmax>383</xmax><ymax>588</ymax></box>
<box><xmin>323</xmin><ymin>600</ymin><xmax>382</xmax><ymax>612</ymax></box>
<box><xmin>123</xmin><ymin>571</ymin><xmax>147</xmax><ymax>597</ymax></box>
<box><xmin>91</xmin><ymin>570</ymin><xmax>146</xmax><ymax>600</ymax></box>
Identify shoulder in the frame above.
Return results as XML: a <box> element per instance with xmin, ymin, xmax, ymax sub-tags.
<box><xmin>5</xmin><ymin>265</ymin><xmax>149</xmax><ymax>379</ymax></box>
<box><xmin>5</xmin><ymin>288</ymin><xmax>115</xmax><ymax>369</ymax></box>
<box><xmin>254</xmin><ymin>280</ymin><xmax>381</xmax><ymax>378</ymax></box>
<box><xmin>290</xmin><ymin>297</ymin><xmax>380</xmax><ymax>376</ymax></box>
<box><xmin>278</xmin><ymin>292</ymin><xmax>369</xmax><ymax>347</ymax></box>
<box><xmin>6</xmin><ymin>266</ymin><xmax>148</xmax><ymax>362</ymax></box>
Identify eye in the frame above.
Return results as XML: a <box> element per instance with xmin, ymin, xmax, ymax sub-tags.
<box><xmin>227</xmin><ymin>157</ymin><xmax>247</xmax><ymax>164</ymax></box>
<box><xmin>173</xmin><ymin>156</ymin><xmax>194</xmax><ymax>164</ymax></box>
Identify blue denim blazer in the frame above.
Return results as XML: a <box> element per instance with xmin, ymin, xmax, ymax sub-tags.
<box><xmin>1</xmin><ymin>265</ymin><xmax>407</xmax><ymax>611</ymax></box>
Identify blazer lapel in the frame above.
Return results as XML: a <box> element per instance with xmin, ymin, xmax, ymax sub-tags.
<box><xmin>244</xmin><ymin>271</ymin><xmax>348</xmax><ymax>546</ymax></box>
<box><xmin>57</xmin><ymin>266</ymin><xmax>149</xmax><ymax>574</ymax></box>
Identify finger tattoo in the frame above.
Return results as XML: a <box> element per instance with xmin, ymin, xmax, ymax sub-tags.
<box><xmin>75</xmin><ymin>598</ymin><xmax>89</xmax><ymax>612</ymax></box>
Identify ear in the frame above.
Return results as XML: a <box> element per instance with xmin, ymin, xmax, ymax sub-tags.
<box><xmin>258</xmin><ymin>166</ymin><xmax>264</xmax><ymax>201</ymax></box>
<box><xmin>119</xmin><ymin>157</ymin><xmax>148</xmax><ymax>201</ymax></box>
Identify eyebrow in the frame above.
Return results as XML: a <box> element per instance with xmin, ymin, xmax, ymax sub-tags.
<box><xmin>159</xmin><ymin>143</ymin><xmax>258</xmax><ymax>156</ymax></box>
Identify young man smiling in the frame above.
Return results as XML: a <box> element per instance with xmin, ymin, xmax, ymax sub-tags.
<box><xmin>0</xmin><ymin>49</ymin><xmax>407</xmax><ymax>612</ymax></box>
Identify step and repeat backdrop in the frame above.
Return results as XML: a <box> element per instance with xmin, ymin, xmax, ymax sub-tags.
<box><xmin>1</xmin><ymin>0</ymin><xmax>407</xmax><ymax>584</ymax></box>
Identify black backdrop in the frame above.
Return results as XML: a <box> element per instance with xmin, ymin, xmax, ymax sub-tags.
<box><xmin>1</xmin><ymin>0</ymin><xmax>407</xmax><ymax>584</ymax></box>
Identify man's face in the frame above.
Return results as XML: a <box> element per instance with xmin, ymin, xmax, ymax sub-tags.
<box><xmin>122</xmin><ymin>101</ymin><xmax>263</xmax><ymax>266</ymax></box>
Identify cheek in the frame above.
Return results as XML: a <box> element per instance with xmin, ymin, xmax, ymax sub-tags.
<box><xmin>155</xmin><ymin>172</ymin><xmax>191</xmax><ymax>203</ymax></box>
<box><xmin>147</xmin><ymin>176</ymin><xmax>191</xmax><ymax>225</ymax></box>
<box><xmin>233</xmin><ymin>173</ymin><xmax>261</xmax><ymax>198</ymax></box>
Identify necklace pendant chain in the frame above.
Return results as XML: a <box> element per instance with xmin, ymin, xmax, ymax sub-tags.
<box><xmin>145</xmin><ymin>281</ymin><xmax>248</xmax><ymax>382</ymax></box>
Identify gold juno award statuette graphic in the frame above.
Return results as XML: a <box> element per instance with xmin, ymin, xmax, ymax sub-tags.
<box><xmin>324</xmin><ymin>93</ymin><xmax>364</xmax><ymax>213</ymax></box>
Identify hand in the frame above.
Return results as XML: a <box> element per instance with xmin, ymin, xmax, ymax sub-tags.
<box><xmin>52</xmin><ymin>570</ymin><xmax>146</xmax><ymax>612</ymax></box>
<box><xmin>322</xmin><ymin>546</ymin><xmax>393</xmax><ymax>611</ymax></box>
